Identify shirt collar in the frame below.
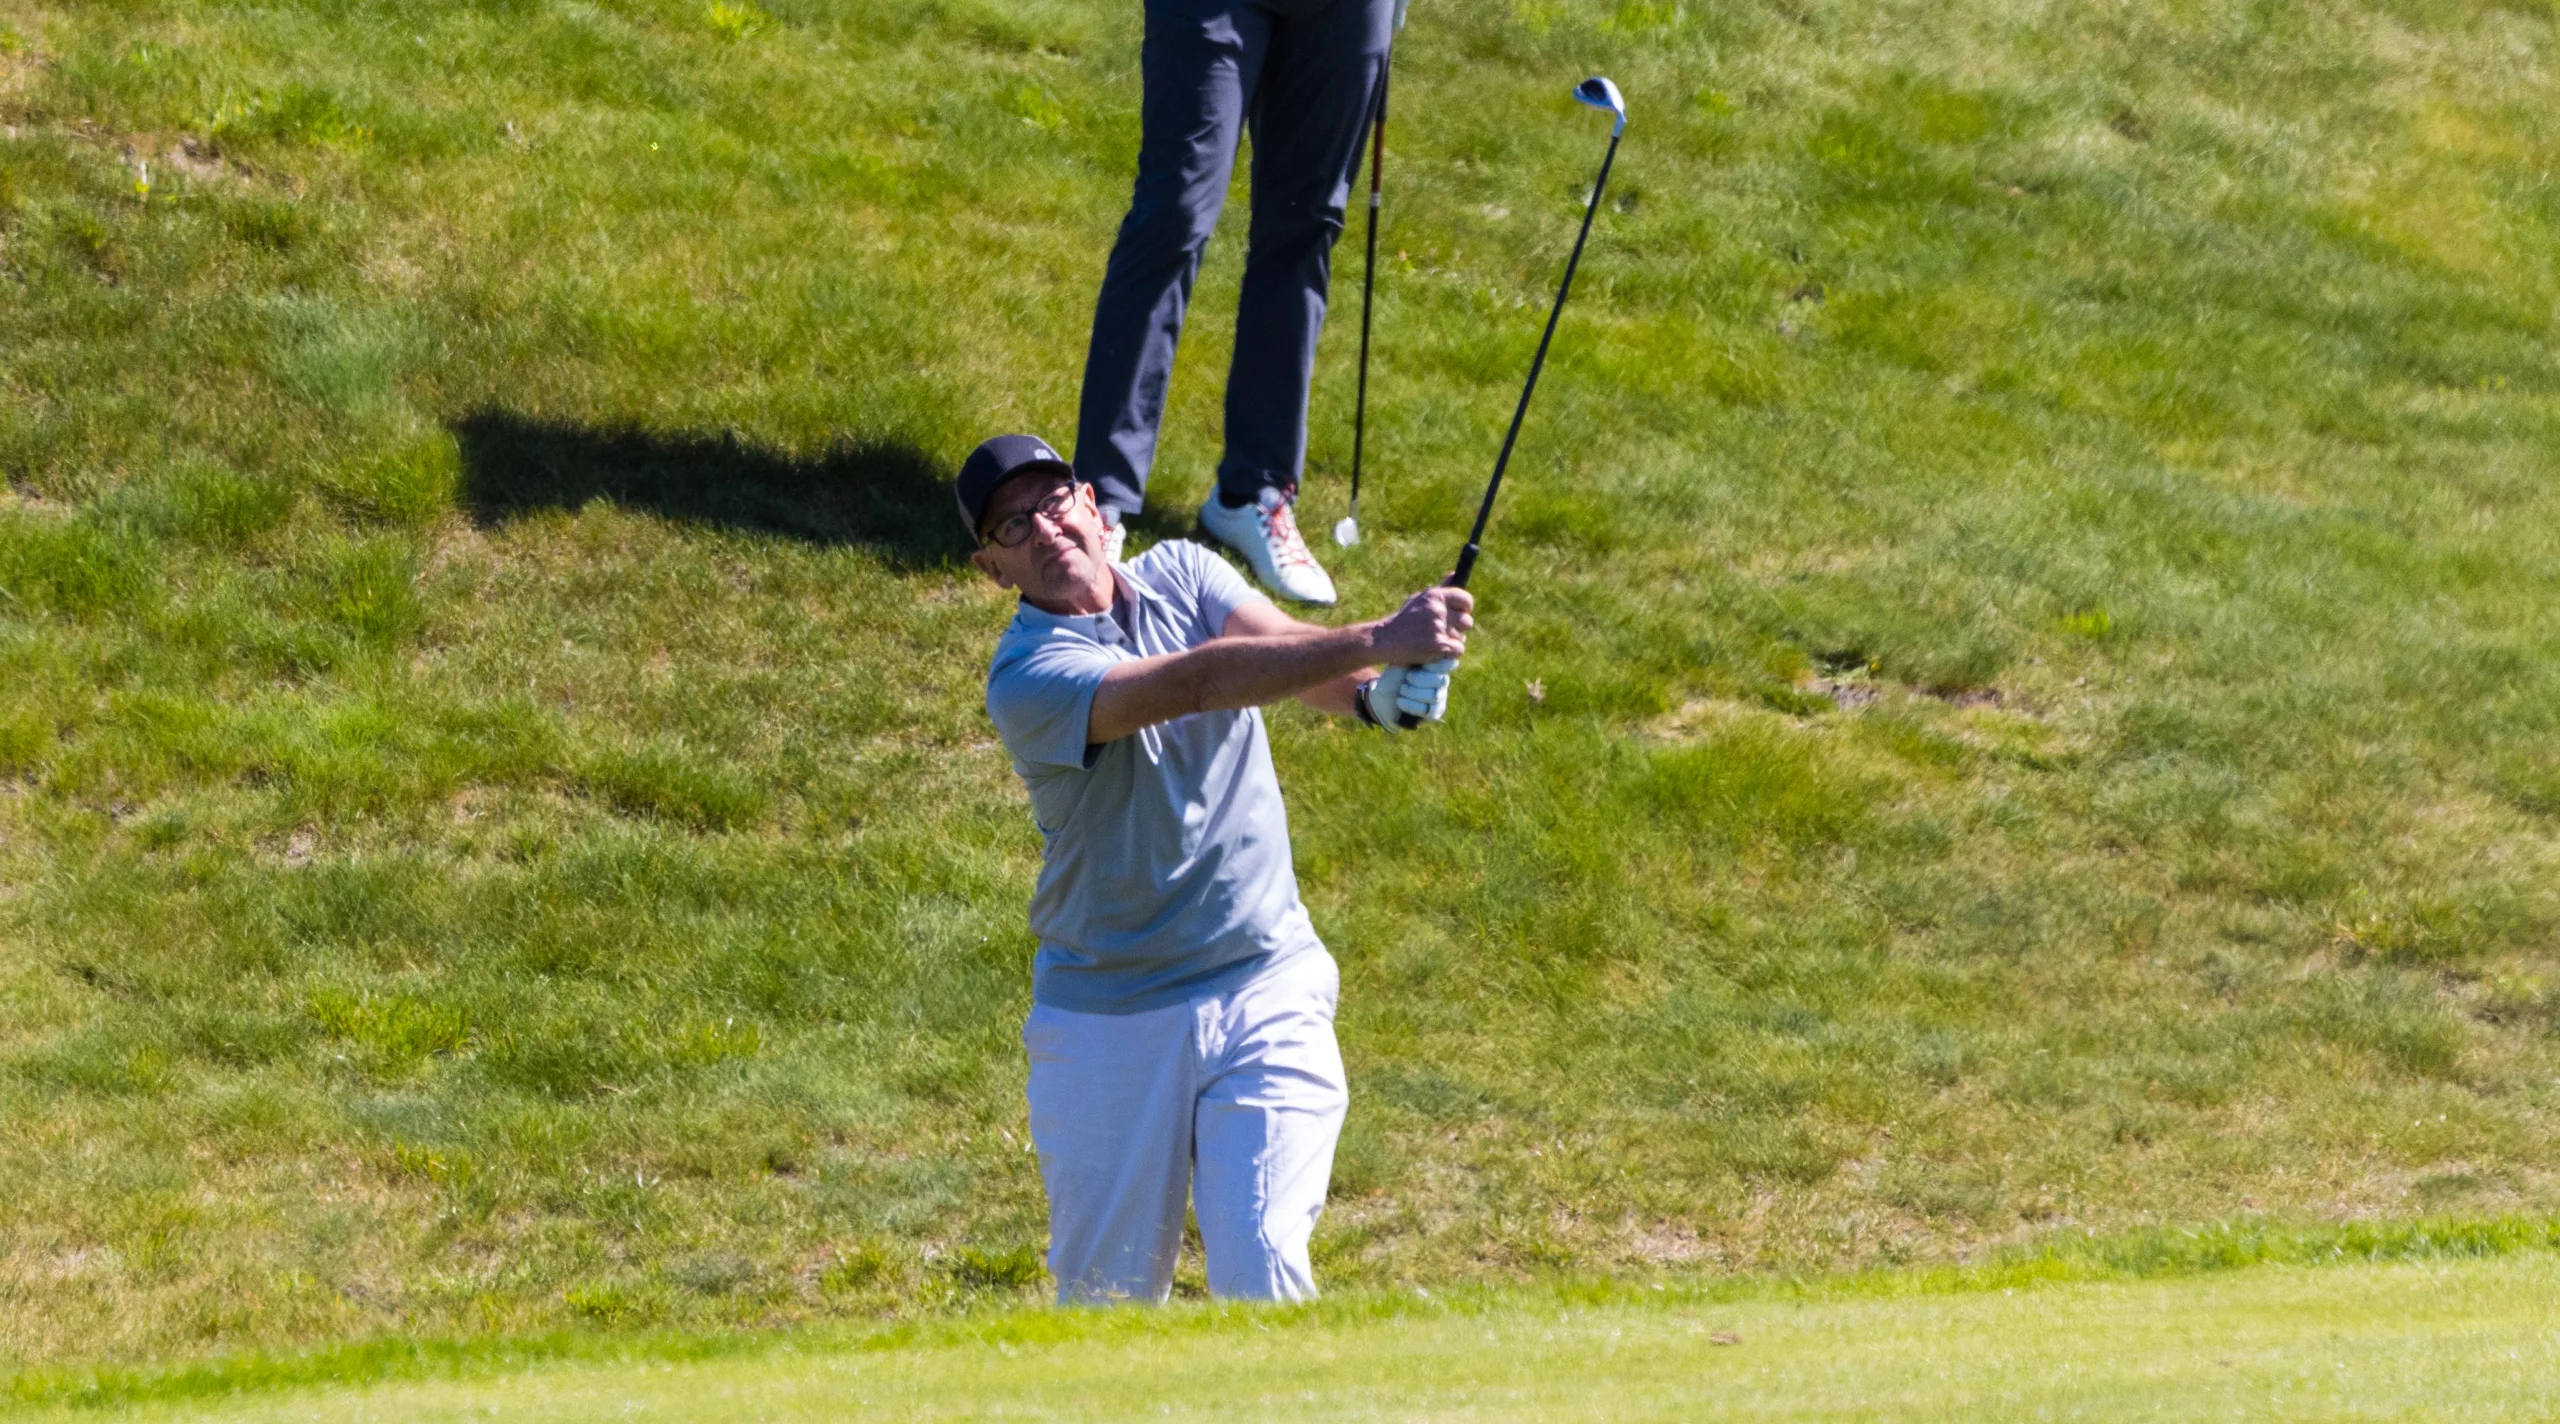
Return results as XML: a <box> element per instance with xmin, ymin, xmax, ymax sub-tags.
<box><xmin>1009</xmin><ymin>564</ymin><xmax>1162</xmax><ymax>635</ymax></box>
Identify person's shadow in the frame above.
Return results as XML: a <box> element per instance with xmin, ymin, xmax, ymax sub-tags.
<box><xmin>450</xmin><ymin>410</ymin><xmax>967</xmax><ymax>571</ymax></box>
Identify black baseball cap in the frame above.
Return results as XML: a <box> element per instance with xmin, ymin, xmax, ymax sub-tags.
<box><xmin>954</xmin><ymin>434</ymin><xmax>1078</xmax><ymax>539</ymax></box>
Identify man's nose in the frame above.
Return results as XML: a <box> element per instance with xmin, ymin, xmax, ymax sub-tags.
<box><xmin>1032</xmin><ymin>515</ymin><xmax>1078</xmax><ymax>551</ymax></box>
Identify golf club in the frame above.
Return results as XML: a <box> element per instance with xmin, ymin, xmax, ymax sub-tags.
<box><xmin>1397</xmin><ymin>75</ymin><xmax>1625</xmax><ymax>728</ymax></box>
<box><xmin>1333</xmin><ymin>69</ymin><xmax>1390</xmax><ymax>549</ymax></box>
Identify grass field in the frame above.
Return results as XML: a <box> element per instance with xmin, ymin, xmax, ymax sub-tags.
<box><xmin>5</xmin><ymin>0</ymin><xmax>2560</xmax><ymax>1377</ymax></box>
<box><xmin>26</xmin><ymin>1242</ymin><xmax>2560</xmax><ymax>1420</ymax></box>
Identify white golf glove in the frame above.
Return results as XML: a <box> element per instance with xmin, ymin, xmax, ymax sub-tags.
<box><xmin>1365</xmin><ymin>657</ymin><xmax>1457</xmax><ymax>731</ymax></box>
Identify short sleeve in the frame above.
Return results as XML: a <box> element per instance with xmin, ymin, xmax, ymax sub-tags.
<box><xmin>1172</xmin><ymin>540</ymin><xmax>1266</xmax><ymax>638</ymax></box>
<box><xmin>987</xmin><ymin>635</ymin><xmax>1115</xmax><ymax>770</ymax></box>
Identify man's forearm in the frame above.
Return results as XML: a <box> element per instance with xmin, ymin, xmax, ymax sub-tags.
<box><xmin>1297</xmin><ymin>669</ymin><xmax>1371</xmax><ymax>720</ymax></box>
<box><xmin>1182</xmin><ymin>629</ymin><xmax>1379</xmax><ymax>710</ymax></box>
<box><xmin>1088</xmin><ymin>625</ymin><xmax>1380</xmax><ymax>743</ymax></box>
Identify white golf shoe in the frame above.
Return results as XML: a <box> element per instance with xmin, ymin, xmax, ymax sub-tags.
<box><xmin>1099</xmin><ymin>513</ymin><xmax>1127</xmax><ymax>565</ymax></box>
<box><xmin>1199</xmin><ymin>485</ymin><xmax>1337</xmax><ymax>605</ymax></box>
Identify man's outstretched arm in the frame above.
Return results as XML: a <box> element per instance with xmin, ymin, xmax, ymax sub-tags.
<box><xmin>1220</xmin><ymin>598</ymin><xmax>1374</xmax><ymax>720</ymax></box>
<box><xmin>1085</xmin><ymin>587</ymin><xmax>1470</xmax><ymax>745</ymax></box>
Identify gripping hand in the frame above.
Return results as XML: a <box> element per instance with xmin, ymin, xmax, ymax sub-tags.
<box><xmin>1365</xmin><ymin>657</ymin><xmax>1457</xmax><ymax>732</ymax></box>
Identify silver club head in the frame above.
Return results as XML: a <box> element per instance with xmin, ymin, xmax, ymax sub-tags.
<box><xmin>1574</xmin><ymin>76</ymin><xmax>1627</xmax><ymax>136</ymax></box>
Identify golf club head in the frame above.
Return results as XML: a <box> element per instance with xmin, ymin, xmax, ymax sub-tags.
<box><xmin>1574</xmin><ymin>76</ymin><xmax>1627</xmax><ymax>136</ymax></box>
<box><xmin>1333</xmin><ymin>514</ymin><xmax>1360</xmax><ymax>547</ymax></box>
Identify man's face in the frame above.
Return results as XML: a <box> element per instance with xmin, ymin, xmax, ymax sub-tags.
<box><xmin>969</xmin><ymin>472</ymin><xmax>1111</xmax><ymax>609</ymax></box>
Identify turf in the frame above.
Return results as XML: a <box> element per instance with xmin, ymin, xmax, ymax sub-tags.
<box><xmin>38</xmin><ymin>1249</ymin><xmax>2560</xmax><ymax>1421</ymax></box>
<box><xmin>11</xmin><ymin>1213</ymin><xmax>2551</xmax><ymax>1414</ymax></box>
<box><xmin>4</xmin><ymin>0</ymin><xmax>2560</xmax><ymax>1373</ymax></box>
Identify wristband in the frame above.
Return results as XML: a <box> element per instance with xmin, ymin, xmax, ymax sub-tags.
<box><xmin>1354</xmin><ymin>679</ymin><xmax>1384</xmax><ymax>729</ymax></box>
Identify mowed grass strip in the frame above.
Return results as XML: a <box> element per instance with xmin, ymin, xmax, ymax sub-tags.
<box><xmin>12</xmin><ymin>1213</ymin><xmax>2553</xmax><ymax>1414</ymax></box>
<box><xmin>43</xmin><ymin>1250</ymin><xmax>2560</xmax><ymax>1422</ymax></box>
<box><xmin>3</xmin><ymin>0</ymin><xmax>2560</xmax><ymax>1369</ymax></box>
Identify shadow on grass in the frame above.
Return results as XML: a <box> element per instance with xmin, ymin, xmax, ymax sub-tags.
<box><xmin>1120</xmin><ymin>499</ymin><xmax>1207</xmax><ymax>548</ymax></box>
<box><xmin>451</xmin><ymin>410</ymin><xmax>966</xmax><ymax>570</ymax></box>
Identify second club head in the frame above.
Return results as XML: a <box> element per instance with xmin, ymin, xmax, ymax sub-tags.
<box><xmin>1332</xmin><ymin>515</ymin><xmax>1360</xmax><ymax>547</ymax></box>
<box><xmin>1574</xmin><ymin>76</ymin><xmax>1627</xmax><ymax>136</ymax></box>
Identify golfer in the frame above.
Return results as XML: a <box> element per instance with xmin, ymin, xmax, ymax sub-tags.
<box><xmin>1073</xmin><ymin>0</ymin><xmax>1405</xmax><ymax>606</ymax></box>
<box><xmin>958</xmin><ymin>434</ymin><xmax>1467</xmax><ymax>1303</ymax></box>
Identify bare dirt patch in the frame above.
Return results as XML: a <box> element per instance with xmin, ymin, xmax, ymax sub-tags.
<box><xmin>1810</xmin><ymin>677</ymin><xmax>1881</xmax><ymax>710</ymax></box>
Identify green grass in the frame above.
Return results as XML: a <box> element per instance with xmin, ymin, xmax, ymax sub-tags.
<box><xmin>11</xmin><ymin>1213</ymin><xmax>2554</xmax><ymax>1414</ymax></box>
<box><xmin>27</xmin><ymin>1242</ymin><xmax>2560</xmax><ymax>1420</ymax></box>
<box><xmin>3</xmin><ymin>0</ymin><xmax>2560</xmax><ymax>1374</ymax></box>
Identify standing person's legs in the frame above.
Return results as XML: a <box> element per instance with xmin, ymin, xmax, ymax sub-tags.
<box><xmin>1216</xmin><ymin>0</ymin><xmax>1392</xmax><ymax>506</ymax></box>
<box><xmin>1023</xmin><ymin>999</ymin><xmax>1199</xmax><ymax>1304</ymax></box>
<box><xmin>1191</xmin><ymin>952</ymin><xmax>1349</xmax><ymax>1301</ymax></box>
<box><xmin>1074</xmin><ymin>0</ymin><xmax>1276</xmax><ymax>522</ymax></box>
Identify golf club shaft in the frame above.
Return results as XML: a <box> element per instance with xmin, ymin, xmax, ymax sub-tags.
<box><xmin>1349</xmin><ymin>69</ymin><xmax>1388</xmax><ymax>515</ymax></box>
<box><xmin>1446</xmin><ymin>125</ymin><xmax>1621</xmax><ymax>591</ymax></box>
<box><xmin>1394</xmin><ymin>115</ymin><xmax>1622</xmax><ymax>730</ymax></box>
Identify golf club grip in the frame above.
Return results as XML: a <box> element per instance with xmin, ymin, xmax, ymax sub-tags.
<box><xmin>1350</xmin><ymin>69</ymin><xmax>1387</xmax><ymax>503</ymax></box>
<box><xmin>1370</xmin><ymin>69</ymin><xmax>1388</xmax><ymax>200</ymax></box>
<box><xmin>1391</xmin><ymin>545</ymin><xmax>1479</xmax><ymax>729</ymax></box>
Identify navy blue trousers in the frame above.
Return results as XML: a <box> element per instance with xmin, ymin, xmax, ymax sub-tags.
<box><xmin>1074</xmin><ymin>0</ymin><xmax>1392</xmax><ymax>517</ymax></box>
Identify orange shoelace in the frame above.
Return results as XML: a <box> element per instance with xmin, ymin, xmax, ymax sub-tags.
<box><xmin>1263</xmin><ymin>497</ymin><xmax>1316</xmax><ymax>570</ymax></box>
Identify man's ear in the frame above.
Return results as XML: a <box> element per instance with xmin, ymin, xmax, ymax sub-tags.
<box><xmin>970</xmin><ymin>545</ymin><xmax>1019</xmax><ymax>591</ymax></box>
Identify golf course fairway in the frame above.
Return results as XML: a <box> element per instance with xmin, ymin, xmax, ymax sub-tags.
<box><xmin>55</xmin><ymin>1252</ymin><xmax>2560</xmax><ymax>1422</ymax></box>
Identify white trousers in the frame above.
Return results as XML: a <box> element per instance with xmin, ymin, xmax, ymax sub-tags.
<box><xmin>1022</xmin><ymin>950</ymin><xmax>1348</xmax><ymax>1305</ymax></box>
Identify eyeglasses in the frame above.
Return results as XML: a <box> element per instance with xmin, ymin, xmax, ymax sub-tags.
<box><xmin>981</xmin><ymin>483</ymin><xmax>1080</xmax><ymax>549</ymax></box>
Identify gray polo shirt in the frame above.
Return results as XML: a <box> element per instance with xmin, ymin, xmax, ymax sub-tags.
<box><xmin>985</xmin><ymin>540</ymin><xmax>1323</xmax><ymax>1015</ymax></box>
